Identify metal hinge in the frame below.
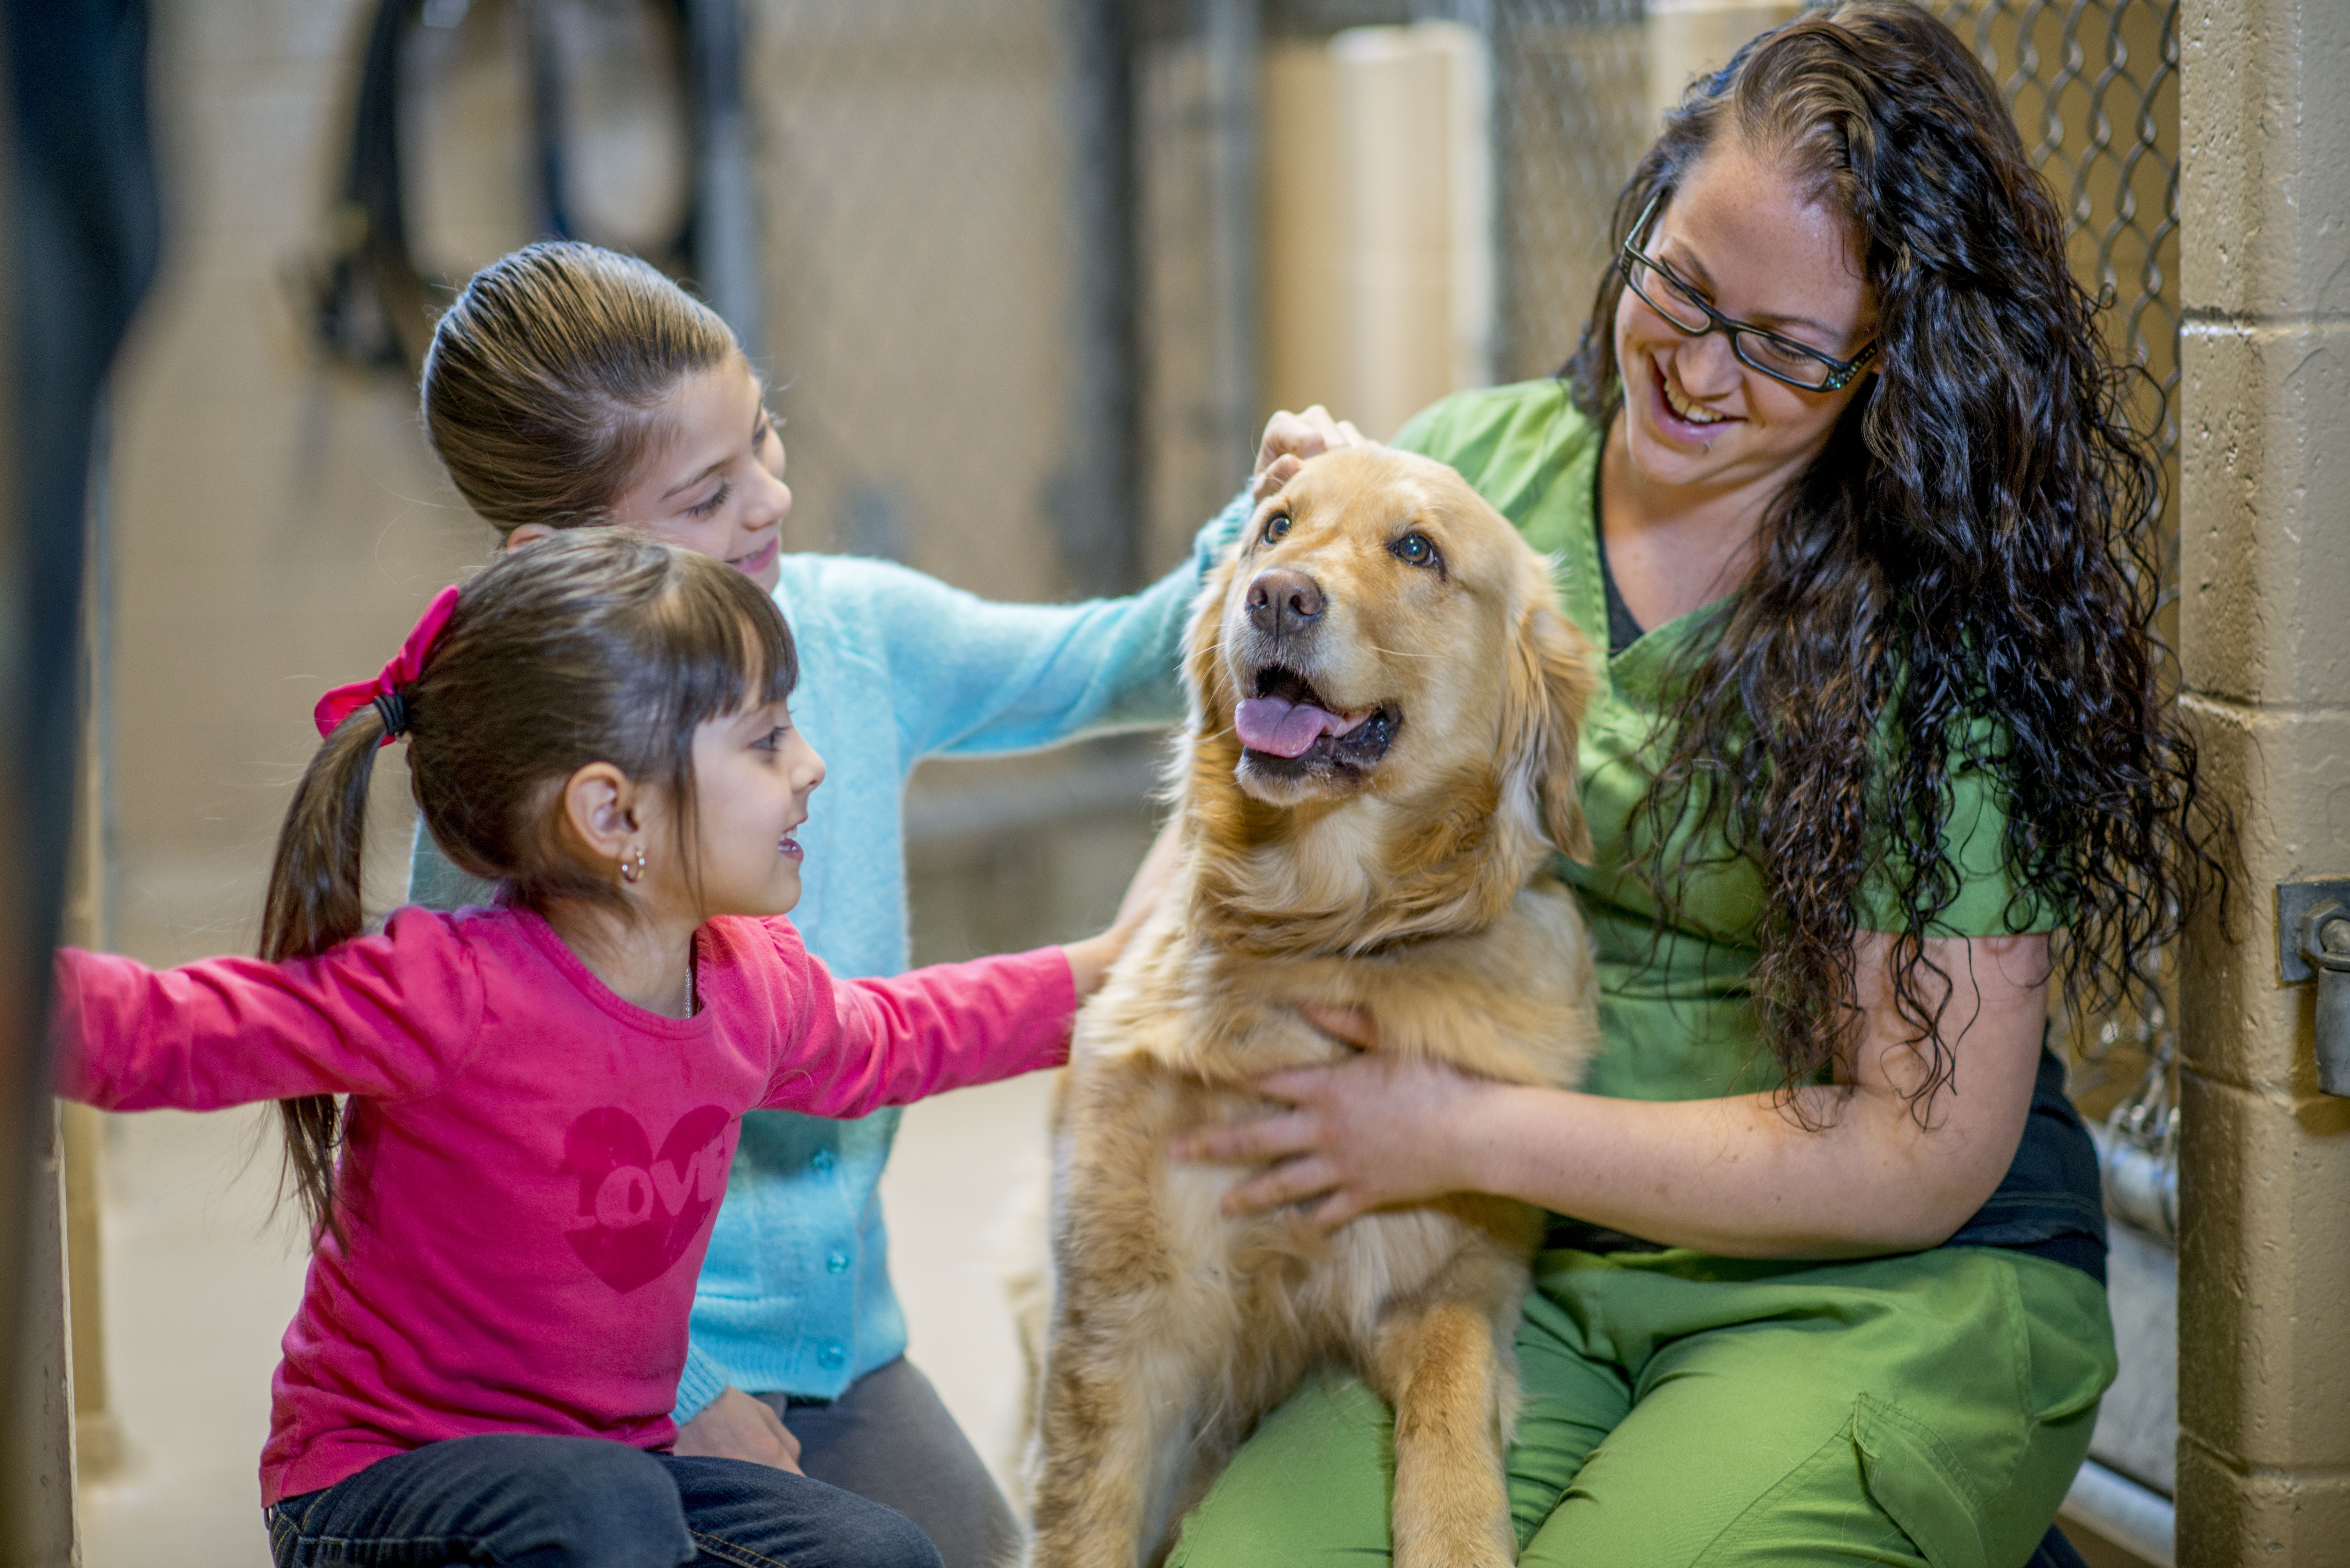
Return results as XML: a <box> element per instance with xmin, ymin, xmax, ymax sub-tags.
<box><xmin>2278</xmin><ymin>878</ymin><xmax>2350</xmax><ymax>1097</ymax></box>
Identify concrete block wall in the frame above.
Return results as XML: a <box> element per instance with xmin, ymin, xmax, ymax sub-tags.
<box><xmin>2176</xmin><ymin>0</ymin><xmax>2350</xmax><ymax>1560</ymax></box>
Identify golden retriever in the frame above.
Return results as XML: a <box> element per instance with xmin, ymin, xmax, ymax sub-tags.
<box><xmin>1023</xmin><ymin>446</ymin><xmax>1602</xmax><ymax>1568</ymax></box>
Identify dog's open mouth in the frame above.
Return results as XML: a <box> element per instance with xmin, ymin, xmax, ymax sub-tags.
<box><xmin>1234</xmin><ymin>666</ymin><xmax>1398</xmax><ymax>771</ymax></box>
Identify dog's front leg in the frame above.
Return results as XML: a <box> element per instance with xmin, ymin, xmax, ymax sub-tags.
<box><xmin>1028</xmin><ymin>1308</ymin><xmax>1206</xmax><ymax>1568</ymax></box>
<box><xmin>1364</xmin><ymin>1245</ymin><xmax>1530</xmax><ymax>1568</ymax></box>
<box><xmin>1027</xmin><ymin>1061</ymin><xmax>1206</xmax><ymax>1568</ymax></box>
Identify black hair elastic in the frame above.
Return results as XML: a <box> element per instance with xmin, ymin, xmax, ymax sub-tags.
<box><xmin>373</xmin><ymin>689</ymin><xmax>410</xmax><ymax>739</ymax></box>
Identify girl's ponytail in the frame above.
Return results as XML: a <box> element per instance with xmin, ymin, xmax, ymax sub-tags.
<box><xmin>259</xmin><ymin>706</ymin><xmax>388</xmax><ymax>1241</ymax></box>
<box><xmin>263</xmin><ymin>707</ymin><xmax>386</xmax><ymax>960</ymax></box>
<box><xmin>265</xmin><ymin>583</ymin><xmax>455</xmax><ymax>1242</ymax></box>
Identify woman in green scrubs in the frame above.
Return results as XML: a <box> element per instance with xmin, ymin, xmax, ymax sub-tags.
<box><xmin>1166</xmin><ymin>5</ymin><xmax>2221</xmax><ymax>1564</ymax></box>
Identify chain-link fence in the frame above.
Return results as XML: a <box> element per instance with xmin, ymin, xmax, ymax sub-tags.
<box><xmin>1489</xmin><ymin>0</ymin><xmax>1649</xmax><ymax>382</ymax></box>
<box><xmin>1934</xmin><ymin>0</ymin><xmax>2180</xmax><ymax>471</ymax></box>
<box><xmin>1480</xmin><ymin>0</ymin><xmax>2180</xmax><ymax>458</ymax></box>
<box><xmin>745</xmin><ymin>0</ymin><xmax>1139</xmax><ymax>603</ymax></box>
<box><xmin>732</xmin><ymin>0</ymin><xmax>2190</xmax><ymax>999</ymax></box>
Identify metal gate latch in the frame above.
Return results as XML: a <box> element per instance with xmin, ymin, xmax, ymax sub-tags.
<box><xmin>2278</xmin><ymin>879</ymin><xmax>2350</xmax><ymax>1097</ymax></box>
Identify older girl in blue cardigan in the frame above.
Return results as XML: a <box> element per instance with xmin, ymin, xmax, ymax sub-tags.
<box><xmin>409</xmin><ymin>241</ymin><xmax>1292</xmax><ymax>1565</ymax></box>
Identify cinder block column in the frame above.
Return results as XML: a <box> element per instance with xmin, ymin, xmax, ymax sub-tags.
<box><xmin>1256</xmin><ymin>23</ymin><xmax>1492</xmax><ymax>442</ymax></box>
<box><xmin>2176</xmin><ymin>2</ymin><xmax>2350</xmax><ymax>1562</ymax></box>
<box><xmin>1332</xmin><ymin>22</ymin><xmax>1491</xmax><ymax>441</ymax></box>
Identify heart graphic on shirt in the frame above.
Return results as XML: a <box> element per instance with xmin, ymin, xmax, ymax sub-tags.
<box><xmin>560</xmin><ymin>1105</ymin><xmax>733</xmax><ymax>1293</ymax></box>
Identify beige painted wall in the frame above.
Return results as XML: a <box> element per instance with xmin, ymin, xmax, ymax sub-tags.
<box><xmin>111</xmin><ymin>2</ymin><xmax>487</xmax><ymax>969</ymax></box>
<box><xmin>2175</xmin><ymin>0</ymin><xmax>2350</xmax><ymax>1559</ymax></box>
<box><xmin>1259</xmin><ymin>41</ymin><xmax>1345</xmax><ymax>431</ymax></box>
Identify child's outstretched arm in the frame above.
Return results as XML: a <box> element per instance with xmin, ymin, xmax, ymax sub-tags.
<box><xmin>752</xmin><ymin>893</ymin><xmax>1156</xmax><ymax>1119</ymax></box>
<box><xmin>756</xmin><ymin>942</ymin><xmax>1073</xmax><ymax>1119</ymax></box>
<box><xmin>52</xmin><ymin>908</ymin><xmax>483</xmax><ymax>1112</ymax></box>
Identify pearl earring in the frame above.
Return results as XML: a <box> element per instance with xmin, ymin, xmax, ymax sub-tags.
<box><xmin>620</xmin><ymin>846</ymin><xmax>648</xmax><ymax>884</ymax></box>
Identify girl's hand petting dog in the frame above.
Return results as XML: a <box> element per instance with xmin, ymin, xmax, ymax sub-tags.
<box><xmin>1171</xmin><ymin>1006</ymin><xmax>1506</xmax><ymax>1230</ymax></box>
<box><xmin>672</xmin><ymin>1386</ymin><xmax>805</xmax><ymax>1474</ymax></box>
<box><xmin>1254</xmin><ymin>405</ymin><xmax>1371</xmax><ymax>500</ymax></box>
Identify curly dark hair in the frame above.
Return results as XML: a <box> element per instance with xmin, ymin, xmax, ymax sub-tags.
<box><xmin>1563</xmin><ymin>0</ymin><xmax>2227</xmax><ymax>1114</ymax></box>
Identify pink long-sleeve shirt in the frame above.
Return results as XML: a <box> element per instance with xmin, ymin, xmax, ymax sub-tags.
<box><xmin>51</xmin><ymin>903</ymin><xmax>1074</xmax><ymax>1504</ymax></box>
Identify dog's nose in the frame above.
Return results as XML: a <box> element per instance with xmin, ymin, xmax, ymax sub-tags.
<box><xmin>1246</xmin><ymin>569</ymin><xmax>1325</xmax><ymax>637</ymax></box>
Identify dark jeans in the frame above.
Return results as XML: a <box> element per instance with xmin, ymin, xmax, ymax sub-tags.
<box><xmin>265</xmin><ymin>1432</ymin><xmax>944</xmax><ymax>1568</ymax></box>
<box><xmin>758</xmin><ymin>1358</ymin><xmax>1021</xmax><ymax>1568</ymax></box>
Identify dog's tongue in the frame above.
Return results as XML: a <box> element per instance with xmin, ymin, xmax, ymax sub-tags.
<box><xmin>1235</xmin><ymin>695</ymin><xmax>1368</xmax><ymax>759</ymax></box>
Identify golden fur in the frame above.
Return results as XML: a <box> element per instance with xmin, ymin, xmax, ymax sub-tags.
<box><xmin>1024</xmin><ymin>448</ymin><xmax>1602</xmax><ymax>1568</ymax></box>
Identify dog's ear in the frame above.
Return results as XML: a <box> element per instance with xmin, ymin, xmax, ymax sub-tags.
<box><xmin>1502</xmin><ymin>596</ymin><xmax>1599</xmax><ymax>862</ymax></box>
<box><xmin>1181</xmin><ymin>541</ymin><xmax>1243</xmax><ymax>726</ymax></box>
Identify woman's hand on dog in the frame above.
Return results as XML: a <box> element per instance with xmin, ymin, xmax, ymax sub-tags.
<box><xmin>1254</xmin><ymin>405</ymin><xmax>1370</xmax><ymax>501</ymax></box>
<box><xmin>1171</xmin><ymin>1006</ymin><xmax>1501</xmax><ymax>1230</ymax></box>
<box><xmin>673</xmin><ymin>1386</ymin><xmax>805</xmax><ymax>1473</ymax></box>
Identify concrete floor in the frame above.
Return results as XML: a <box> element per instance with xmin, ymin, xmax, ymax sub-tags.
<box><xmin>78</xmin><ymin>1074</ymin><xmax>1059</xmax><ymax>1566</ymax></box>
<box><xmin>79</xmin><ymin>1109</ymin><xmax>304</xmax><ymax>1567</ymax></box>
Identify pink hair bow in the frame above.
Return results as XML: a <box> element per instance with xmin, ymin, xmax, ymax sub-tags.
<box><xmin>312</xmin><ymin>584</ymin><xmax>462</xmax><ymax>744</ymax></box>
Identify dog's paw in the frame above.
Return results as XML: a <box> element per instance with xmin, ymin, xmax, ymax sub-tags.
<box><xmin>1391</xmin><ymin>1514</ymin><xmax>1516</xmax><ymax>1568</ymax></box>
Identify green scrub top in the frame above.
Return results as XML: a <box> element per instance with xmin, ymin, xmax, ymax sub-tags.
<box><xmin>1391</xmin><ymin>380</ymin><xmax>2056</xmax><ymax>1105</ymax></box>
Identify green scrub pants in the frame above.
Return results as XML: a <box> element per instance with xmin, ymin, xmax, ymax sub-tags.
<box><xmin>1166</xmin><ymin>1245</ymin><xmax>2113</xmax><ymax>1568</ymax></box>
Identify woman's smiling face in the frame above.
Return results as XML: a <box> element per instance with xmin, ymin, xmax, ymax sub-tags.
<box><xmin>1614</xmin><ymin>138</ymin><xmax>1876</xmax><ymax>496</ymax></box>
<box><xmin>603</xmin><ymin>357</ymin><xmax>793</xmax><ymax>592</ymax></box>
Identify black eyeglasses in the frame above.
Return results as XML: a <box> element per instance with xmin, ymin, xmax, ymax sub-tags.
<box><xmin>1617</xmin><ymin>190</ymin><xmax>1879</xmax><ymax>393</ymax></box>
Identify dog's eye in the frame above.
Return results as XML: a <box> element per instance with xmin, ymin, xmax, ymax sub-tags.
<box><xmin>1263</xmin><ymin>513</ymin><xmax>1292</xmax><ymax>544</ymax></box>
<box><xmin>1390</xmin><ymin>531</ymin><xmax>1440</xmax><ymax>569</ymax></box>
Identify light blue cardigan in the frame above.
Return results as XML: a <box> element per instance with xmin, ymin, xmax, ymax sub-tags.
<box><xmin>408</xmin><ymin>500</ymin><xmax>1247</xmax><ymax>1419</ymax></box>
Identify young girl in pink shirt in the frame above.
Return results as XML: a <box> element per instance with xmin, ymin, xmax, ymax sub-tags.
<box><xmin>50</xmin><ymin>529</ymin><xmax>1132</xmax><ymax>1568</ymax></box>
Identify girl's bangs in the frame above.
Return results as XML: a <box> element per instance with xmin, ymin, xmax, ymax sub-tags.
<box><xmin>658</xmin><ymin>557</ymin><xmax>800</xmax><ymax>729</ymax></box>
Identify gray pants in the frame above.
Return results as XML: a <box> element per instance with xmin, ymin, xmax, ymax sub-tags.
<box><xmin>758</xmin><ymin>1358</ymin><xmax>1021</xmax><ymax>1568</ymax></box>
